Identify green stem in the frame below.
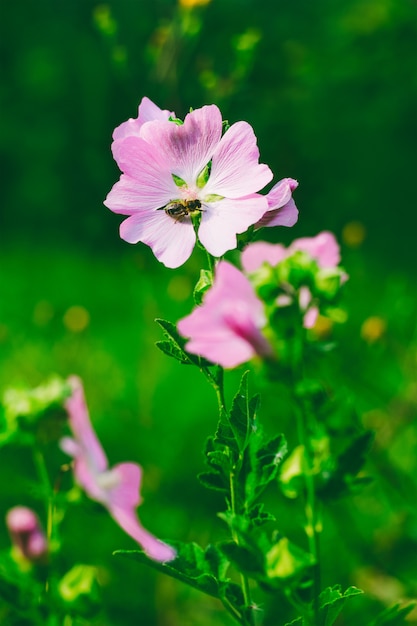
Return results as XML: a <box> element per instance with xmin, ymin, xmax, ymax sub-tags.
<box><xmin>229</xmin><ymin>469</ymin><xmax>255</xmax><ymax>626</ymax></box>
<box><xmin>33</xmin><ymin>448</ymin><xmax>54</xmax><ymax>543</ymax></box>
<box><xmin>295</xmin><ymin>405</ymin><xmax>320</xmax><ymax>624</ymax></box>
<box><xmin>204</xmin><ymin>366</ymin><xmax>254</xmax><ymax>626</ymax></box>
<box><xmin>205</xmin><ymin>250</ymin><xmax>216</xmax><ymax>275</ymax></box>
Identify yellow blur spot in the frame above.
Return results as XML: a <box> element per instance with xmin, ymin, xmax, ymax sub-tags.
<box><xmin>342</xmin><ymin>221</ymin><xmax>366</xmax><ymax>248</ymax></box>
<box><xmin>311</xmin><ymin>315</ymin><xmax>333</xmax><ymax>339</ymax></box>
<box><xmin>361</xmin><ymin>316</ymin><xmax>386</xmax><ymax>343</ymax></box>
<box><xmin>179</xmin><ymin>0</ymin><xmax>211</xmax><ymax>8</ymax></box>
<box><xmin>63</xmin><ymin>306</ymin><xmax>90</xmax><ymax>333</ymax></box>
<box><xmin>33</xmin><ymin>300</ymin><xmax>54</xmax><ymax>327</ymax></box>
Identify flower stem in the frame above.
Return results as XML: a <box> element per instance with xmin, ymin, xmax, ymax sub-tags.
<box><xmin>204</xmin><ymin>365</ymin><xmax>254</xmax><ymax>626</ymax></box>
<box><xmin>295</xmin><ymin>404</ymin><xmax>321</xmax><ymax>624</ymax></box>
<box><xmin>33</xmin><ymin>448</ymin><xmax>54</xmax><ymax>545</ymax></box>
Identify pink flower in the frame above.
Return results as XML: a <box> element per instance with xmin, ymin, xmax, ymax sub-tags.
<box><xmin>241</xmin><ymin>232</ymin><xmax>344</xmax><ymax>329</ymax></box>
<box><xmin>60</xmin><ymin>377</ymin><xmax>176</xmax><ymax>563</ymax></box>
<box><xmin>105</xmin><ymin>100</ymin><xmax>273</xmax><ymax>268</ymax></box>
<box><xmin>256</xmin><ymin>178</ymin><xmax>299</xmax><ymax>228</ymax></box>
<box><xmin>241</xmin><ymin>231</ymin><xmax>341</xmax><ymax>273</ymax></box>
<box><xmin>6</xmin><ymin>506</ymin><xmax>48</xmax><ymax>562</ymax></box>
<box><xmin>177</xmin><ymin>261</ymin><xmax>272</xmax><ymax>368</ymax></box>
<box><xmin>112</xmin><ymin>97</ymin><xmax>174</xmax><ymax>142</ymax></box>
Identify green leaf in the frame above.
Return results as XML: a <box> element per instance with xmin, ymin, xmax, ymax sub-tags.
<box><xmin>266</xmin><ymin>537</ymin><xmax>315</xmax><ymax>583</ymax></box>
<box><xmin>369</xmin><ymin>601</ymin><xmax>416</xmax><ymax>626</ymax></box>
<box><xmin>318</xmin><ymin>585</ymin><xmax>363</xmax><ymax>626</ymax></box>
<box><xmin>247</xmin><ymin>433</ymin><xmax>287</xmax><ymax>502</ymax></box>
<box><xmin>114</xmin><ymin>542</ymin><xmax>243</xmax><ymax>608</ymax></box>
<box><xmin>155</xmin><ymin>318</ymin><xmax>213</xmax><ymax>368</ymax></box>
<box><xmin>319</xmin><ymin>431</ymin><xmax>374</xmax><ymax>500</ymax></box>
<box><xmin>219</xmin><ymin>541</ymin><xmax>264</xmax><ymax>577</ymax></box>
<box><xmin>228</xmin><ymin>371</ymin><xmax>258</xmax><ymax>454</ymax></box>
<box><xmin>247</xmin><ymin>502</ymin><xmax>276</xmax><ymax>527</ymax></box>
<box><xmin>193</xmin><ymin>269</ymin><xmax>213</xmax><ymax>305</ymax></box>
<box><xmin>155</xmin><ymin>340</ymin><xmax>191</xmax><ymax>365</ymax></box>
<box><xmin>197</xmin><ymin>470</ymin><xmax>228</xmax><ymax>493</ymax></box>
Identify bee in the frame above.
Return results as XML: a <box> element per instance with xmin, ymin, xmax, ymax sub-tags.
<box><xmin>159</xmin><ymin>199</ymin><xmax>203</xmax><ymax>222</ymax></box>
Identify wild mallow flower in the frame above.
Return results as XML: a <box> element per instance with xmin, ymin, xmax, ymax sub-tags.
<box><xmin>105</xmin><ymin>98</ymin><xmax>276</xmax><ymax>268</ymax></box>
<box><xmin>177</xmin><ymin>261</ymin><xmax>272</xmax><ymax>368</ymax></box>
<box><xmin>60</xmin><ymin>377</ymin><xmax>176</xmax><ymax>563</ymax></box>
<box><xmin>241</xmin><ymin>231</ymin><xmax>347</xmax><ymax>328</ymax></box>
<box><xmin>6</xmin><ymin>506</ymin><xmax>48</xmax><ymax>562</ymax></box>
<box><xmin>256</xmin><ymin>177</ymin><xmax>299</xmax><ymax>228</ymax></box>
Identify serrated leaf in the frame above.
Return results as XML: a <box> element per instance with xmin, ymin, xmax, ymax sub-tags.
<box><xmin>197</xmin><ymin>471</ymin><xmax>228</xmax><ymax>493</ymax></box>
<box><xmin>248</xmin><ymin>503</ymin><xmax>276</xmax><ymax>527</ymax></box>
<box><xmin>369</xmin><ymin>601</ymin><xmax>416</xmax><ymax>626</ymax></box>
<box><xmin>248</xmin><ymin>434</ymin><xmax>287</xmax><ymax>502</ymax></box>
<box><xmin>229</xmin><ymin>371</ymin><xmax>258</xmax><ymax>454</ymax></box>
<box><xmin>219</xmin><ymin>541</ymin><xmax>264</xmax><ymax>576</ymax></box>
<box><xmin>155</xmin><ymin>340</ymin><xmax>191</xmax><ymax>364</ymax></box>
<box><xmin>114</xmin><ymin>542</ymin><xmax>243</xmax><ymax>608</ymax></box>
<box><xmin>318</xmin><ymin>585</ymin><xmax>363</xmax><ymax>626</ymax></box>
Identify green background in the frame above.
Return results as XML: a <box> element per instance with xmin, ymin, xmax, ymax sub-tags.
<box><xmin>0</xmin><ymin>0</ymin><xmax>416</xmax><ymax>624</ymax></box>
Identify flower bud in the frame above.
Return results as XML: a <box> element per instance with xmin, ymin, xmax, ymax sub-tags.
<box><xmin>6</xmin><ymin>506</ymin><xmax>48</xmax><ymax>562</ymax></box>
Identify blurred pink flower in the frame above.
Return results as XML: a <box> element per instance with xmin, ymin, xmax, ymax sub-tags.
<box><xmin>241</xmin><ymin>232</ymin><xmax>344</xmax><ymax>329</ymax></box>
<box><xmin>105</xmin><ymin>101</ymin><xmax>273</xmax><ymax>268</ymax></box>
<box><xmin>256</xmin><ymin>178</ymin><xmax>299</xmax><ymax>228</ymax></box>
<box><xmin>178</xmin><ymin>261</ymin><xmax>272</xmax><ymax>368</ymax></box>
<box><xmin>241</xmin><ymin>231</ymin><xmax>341</xmax><ymax>273</ymax></box>
<box><xmin>6</xmin><ymin>506</ymin><xmax>48</xmax><ymax>562</ymax></box>
<box><xmin>60</xmin><ymin>377</ymin><xmax>176</xmax><ymax>563</ymax></box>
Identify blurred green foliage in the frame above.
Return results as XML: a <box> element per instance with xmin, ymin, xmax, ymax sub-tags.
<box><xmin>0</xmin><ymin>0</ymin><xmax>416</xmax><ymax>624</ymax></box>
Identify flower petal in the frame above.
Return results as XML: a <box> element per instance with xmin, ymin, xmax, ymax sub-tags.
<box><xmin>256</xmin><ymin>178</ymin><xmax>299</xmax><ymax>228</ymax></box>
<box><xmin>119</xmin><ymin>211</ymin><xmax>196</xmax><ymax>268</ymax></box>
<box><xmin>139</xmin><ymin>105</ymin><xmax>223</xmax><ymax>184</ymax></box>
<box><xmin>293</xmin><ymin>231</ymin><xmax>340</xmax><ymax>268</ymax></box>
<box><xmin>241</xmin><ymin>241</ymin><xmax>288</xmax><ymax>273</ymax></box>
<box><xmin>203</xmin><ymin>121</ymin><xmax>272</xmax><ymax>197</ymax></box>
<box><xmin>110</xmin><ymin>505</ymin><xmax>176</xmax><ymax>562</ymax></box>
<box><xmin>104</xmin><ymin>172</ymin><xmax>176</xmax><ymax>216</ymax></box>
<box><xmin>64</xmin><ymin>377</ymin><xmax>108</xmax><ymax>474</ymax></box>
<box><xmin>267</xmin><ymin>178</ymin><xmax>298</xmax><ymax>210</ymax></box>
<box><xmin>107</xmin><ymin>462</ymin><xmax>142</xmax><ymax>511</ymax></box>
<box><xmin>112</xmin><ymin>97</ymin><xmax>174</xmax><ymax>141</ymax></box>
<box><xmin>178</xmin><ymin>261</ymin><xmax>271</xmax><ymax>368</ymax></box>
<box><xmin>257</xmin><ymin>198</ymin><xmax>299</xmax><ymax>228</ymax></box>
<box><xmin>198</xmin><ymin>195</ymin><xmax>268</xmax><ymax>257</ymax></box>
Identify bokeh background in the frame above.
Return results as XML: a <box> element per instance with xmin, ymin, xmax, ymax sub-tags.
<box><xmin>0</xmin><ymin>0</ymin><xmax>416</xmax><ymax>624</ymax></box>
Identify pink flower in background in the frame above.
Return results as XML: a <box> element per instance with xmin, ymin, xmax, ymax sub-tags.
<box><xmin>60</xmin><ymin>377</ymin><xmax>176</xmax><ymax>563</ymax></box>
<box><xmin>241</xmin><ymin>232</ymin><xmax>345</xmax><ymax>329</ymax></box>
<box><xmin>256</xmin><ymin>178</ymin><xmax>299</xmax><ymax>228</ymax></box>
<box><xmin>242</xmin><ymin>231</ymin><xmax>341</xmax><ymax>273</ymax></box>
<box><xmin>105</xmin><ymin>100</ymin><xmax>273</xmax><ymax>268</ymax></box>
<box><xmin>178</xmin><ymin>261</ymin><xmax>272</xmax><ymax>368</ymax></box>
<box><xmin>6</xmin><ymin>506</ymin><xmax>48</xmax><ymax>562</ymax></box>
